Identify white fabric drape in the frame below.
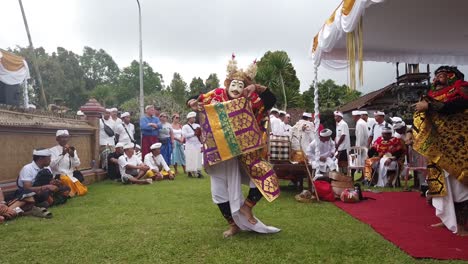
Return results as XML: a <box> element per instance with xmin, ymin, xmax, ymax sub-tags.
<box><xmin>0</xmin><ymin>52</ymin><xmax>30</xmax><ymax>85</ymax></box>
<box><xmin>312</xmin><ymin>0</ymin><xmax>468</xmax><ymax>66</ymax></box>
<box><xmin>208</xmin><ymin>158</ymin><xmax>280</xmax><ymax>234</ymax></box>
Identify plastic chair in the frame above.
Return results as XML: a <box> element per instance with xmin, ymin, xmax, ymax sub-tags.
<box><xmin>347</xmin><ymin>146</ymin><xmax>368</xmax><ymax>181</ymax></box>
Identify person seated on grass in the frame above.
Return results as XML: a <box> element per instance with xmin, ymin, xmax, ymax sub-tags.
<box><xmin>17</xmin><ymin>148</ymin><xmax>70</xmax><ymax>207</ymax></box>
<box><xmin>144</xmin><ymin>143</ymin><xmax>175</xmax><ymax>181</ymax></box>
<box><xmin>118</xmin><ymin>144</ymin><xmax>153</xmax><ymax>185</ymax></box>
<box><xmin>49</xmin><ymin>130</ymin><xmax>88</xmax><ymax>196</ymax></box>
<box><xmin>0</xmin><ymin>187</ymin><xmax>34</xmax><ymax>223</ymax></box>
<box><xmin>107</xmin><ymin>142</ymin><xmax>125</xmax><ymax>181</ymax></box>
<box><xmin>364</xmin><ymin>127</ymin><xmax>405</xmax><ymax>187</ymax></box>
<box><xmin>306</xmin><ymin>128</ymin><xmax>337</xmax><ymax>176</ymax></box>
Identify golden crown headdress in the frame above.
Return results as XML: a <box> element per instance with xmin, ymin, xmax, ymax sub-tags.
<box><xmin>226</xmin><ymin>54</ymin><xmax>257</xmax><ymax>82</ymax></box>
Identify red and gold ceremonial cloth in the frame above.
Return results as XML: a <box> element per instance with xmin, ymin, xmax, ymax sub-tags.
<box><xmin>198</xmin><ymin>88</ymin><xmax>280</xmax><ymax>202</ymax></box>
<box><xmin>200</xmin><ymin>97</ymin><xmax>265</xmax><ymax>165</ymax></box>
<box><xmin>413</xmin><ymin>81</ymin><xmax>468</xmax><ymax>196</ymax></box>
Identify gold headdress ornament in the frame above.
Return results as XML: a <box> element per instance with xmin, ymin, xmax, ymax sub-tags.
<box><xmin>226</xmin><ymin>54</ymin><xmax>257</xmax><ymax>83</ymax></box>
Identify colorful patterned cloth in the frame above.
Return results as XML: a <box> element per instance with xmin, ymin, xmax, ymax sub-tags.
<box><xmin>413</xmin><ymin>80</ymin><xmax>468</xmax><ymax>196</ymax></box>
<box><xmin>200</xmin><ymin>97</ymin><xmax>265</xmax><ymax>165</ymax></box>
<box><xmin>198</xmin><ymin>88</ymin><xmax>280</xmax><ymax>202</ymax></box>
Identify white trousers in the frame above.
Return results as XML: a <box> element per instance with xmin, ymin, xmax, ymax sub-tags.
<box><xmin>311</xmin><ymin>157</ymin><xmax>337</xmax><ymax>172</ymax></box>
<box><xmin>432</xmin><ymin>170</ymin><xmax>468</xmax><ymax>234</ymax></box>
<box><xmin>375</xmin><ymin>157</ymin><xmax>397</xmax><ymax>187</ymax></box>
<box><xmin>207</xmin><ymin>158</ymin><xmax>280</xmax><ymax>234</ymax></box>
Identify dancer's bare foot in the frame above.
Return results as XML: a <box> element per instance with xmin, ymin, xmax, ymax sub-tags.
<box><xmin>240</xmin><ymin>203</ymin><xmax>257</xmax><ymax>225</ymax></box>
<box><xmin>223</xmin><ymin>224</ymin><xmax>240</xmax><ymax>238</ymax></box>
<box><xmin>430</xmin><ymin>222</ymin><xmax>445</xmax><ymax>228</ymax></box>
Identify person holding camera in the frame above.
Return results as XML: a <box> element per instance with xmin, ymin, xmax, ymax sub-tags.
<box><xmin>49</xmin><ymin>130</ymin><xmax>88</xmax><ymax>196</ymax></box>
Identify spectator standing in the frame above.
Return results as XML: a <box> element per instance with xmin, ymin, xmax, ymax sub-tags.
<box><xmin>140</xmin><ymin>105</ymin><xmax>162</xmax><ymax>161</ymax></box>
<box><xmin>334</xmin><ymin>111</ymin><xmax>350</xmax><ymax>174</ymax></box>
<box><xmin>171</xmin><ymin>113</ymin><xmax>186</xmax><ymax>174</ymax></box>
<box><xmin>182</xmin><ymin>111</ymin><xmax>203</xmax><ymax>178</ymax></box>
<box><xmin>115</xmin><ymin>112</ymin><xmax>135</xmax><ymax>145</ymax></box>
<box><xmin>158</xmin><ymin>112</ymin><xmax>174</xmax><ymax>166</ymax></box>
<box><xmin>368</xmin><ymin>111</ymin><xmax>391</xmax><ymax>146</ymax></box>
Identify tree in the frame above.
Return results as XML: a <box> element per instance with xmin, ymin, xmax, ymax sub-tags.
<box><xmin>302</xmin><ymin>79</ymin><xmax>362</xmax><ymax>112</ymax></box>
<box><xmin>189</xmin><ymin>77</ymin><xmax>206</xmax><ymax>95</ymax></box>
<box><xmin>117</xmin><ymin>60</ymin><xmax>164</xmax><ymax>105</ymax></box>
<box><xmin>89</xmin><ymin>83</ymin><xmax>116</xmax><ymax>107</ymax></box>
<box><xmin>168</xmin><ymin>73</ymin><xmax>187</xmax><ymax>106</ymax></box>
<box><xmin>205</xmin><ymin>73</ymin><xmax>220</xmax><ymax>91</ymax></box>
<box><xmin>256</xmin><ymin>51</ymin><xmax>300</xmax><ymax>110</ymax></box>
<box><xmin>80</xmin><ymin>46</ymin><xmax>120</xmax><ymax>91</ymax></box>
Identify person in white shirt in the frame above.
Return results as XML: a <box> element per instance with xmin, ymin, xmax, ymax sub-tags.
<box><xmin>269</xmin><ymin>108</ymin><xmax>282</xmax><ymax>136</ymax></box>
<box><xmin>144</xmin><ymin>143</ymin><xmax>175</xmax><ymax>180</ymax></box>
<box><xmin>368</xmin><ymin>111</ymin><xmax>391</xmax><ymax>146</ymax></box>
<box><xmin>290</xmin><ymin>112</ymin><xmax>315</xmax><ymax>162</ymax></box>
<box><xmin>278</xmin><ymin>110</ymin><xmax>287</xmax><ymax>136</ymax></box>
<box><xmin>390</xmin><ymin>117</ymin><xmax>405</xmax><ymax>139</ymax></box>
<box><xmin>115</xmin><ymin>112</ymin><xmax>135</xmax><ymax>145</ymax></box>
<box><xmin>17</xmin><ymin>148</ymin><xmax>59</xmax><ymax>207</ymax></box>
<box><xmin>353</xmin><ymin>111</ymin><xmax>369</xmax><ymax>148</ymax></box>
<box><xmin>306</xmin><ymin>129</ymin><xmax>337</xmax><ymax>174</ymax></box>
<box><xmin>182</xmin><ymin>111</ymin><xmax>203</xmax><ymax>178</ymax></box>
<box><xmin>110</xmin><ymin>107</ymin><xmax>122</xmax><ymax>125</ymax></box>
<box><xmin>283</xmin><ymin>114</ymin><xmax>292</xmax><ymax>136</ymax></box>
<box><xmin>49</xmin><ymin>130</ymin><xmax>88</xmax><ymax>196</ymax></box>
<box><xmin>334</xmin><ymin>111</ymin><xmax>350</xmax><ymax>173</ymax></box>
<box><xmin>100</xmin><ymin>109</ymin><xmax>116</xmax><ymax>147</ymax></box>
<box><xmin>118</xmin><ymin>144</ymin><xmax>153</xmax><ymax>184</ymax></box>
<box><xmin>360</xmin><ymin>111</ymin><xmax>376</xmax><ymax>134</ymax></box>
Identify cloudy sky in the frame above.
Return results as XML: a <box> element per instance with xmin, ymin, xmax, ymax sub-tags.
<box><xmin>0</xmin><ymin>0</ymin><xmax>433</xmax><ymax>94</ymax></box>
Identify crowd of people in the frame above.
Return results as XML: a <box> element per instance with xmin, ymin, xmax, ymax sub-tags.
<box><xmin>1</xmin><ymin>63</ymin><xmax>466</xmax><ymax>237</ymax></box>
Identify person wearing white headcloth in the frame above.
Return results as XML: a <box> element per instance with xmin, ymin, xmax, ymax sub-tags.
<box><xmin>118</xmin><ymin>144</ymin><xmax>153</xmax><ymax>185</ymax></box>
<box><xmin>144</xmin><ymin>143</ymin><xmax>175</xmax><ymax>180</ymax></box>
<box><xmin>334</xmin><ymin>111</ymin><xmax>350</xmax><ymax>174</ymax></box>
<box><xmin>99</xmin><ymin>108</ymin><xmax>116</xmax><ymax>154</ymax></box>
<box><xmin>368</xmin><ymin>111</ymin><xmax>391</xmax><ymax>147</ymax></box>
<box><xmin>290</xmin><ymin>112</ymin><xmax>315</xmax><ymax>162</ymax></box>
<box><xmin>110</xmin><ymin>107</ymin><xmax>122</xmax><ymax>125</ymax></box>
<box><xmin>283</xmin><ymin>113</ymin><xmax>292</xmax><ymax>136</ymax></box>
<box><xmin>115</xmin><ymin>112</ymin><xmax>136</xmax><ymax>145</ymax></box>
<box><xmin>182</xmin><ymin>111</ymin><xmax>203</xmax><ymax>178</ymax></box>
<box><xmin>306</xmin><ymin>128</ymin><xmax>337</xmax><ymax>174</ymax></box>
<box><xmin>17</xmin><ymin>148</ymin><xmax>59</xmax><ymax>200</ymax></box>
<box><xmin>49</xmin><ymin>130</ymin><xmax>88</xmax><ymax>196</ymax></box>
<box><xmin>360</xmin><ymin>110</ymin><xmax>376</xmax><ymax>134</ymax></box>
<box><xmin>365</xmin><ymin>127</ymin><xmax>405</xmax><ymax>187</ymax></box>
<box><xmin>269</xmin><ymin>108</ymin><xmax>282</xmax><ymax>136</ymax></box>
<box><xmin>277</xmin><ymin>110</ymin><xmax>287</xmax><ymax>135</ymax></box>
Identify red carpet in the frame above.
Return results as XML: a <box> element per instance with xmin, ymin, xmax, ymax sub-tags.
<box><xmin>334</xmin><ymin>191</ymin><xmax>468</xmax><ymax>260</ymax></box>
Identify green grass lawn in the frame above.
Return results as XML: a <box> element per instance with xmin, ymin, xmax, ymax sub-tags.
<box><xmin>0</xmin><ymin>173</ymin><xmax>464</xmax><ymax>264</ymax></box>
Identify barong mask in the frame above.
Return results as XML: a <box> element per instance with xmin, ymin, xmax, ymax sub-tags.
<box><xmin>224</xmin><ymin>54</ymin><xmax>257</xmax><ymax>100</ymax></box>
<box><xmin>432</xmin><ymin>66</ymin><xmax>464</xmax><ymax>90</ymax></box>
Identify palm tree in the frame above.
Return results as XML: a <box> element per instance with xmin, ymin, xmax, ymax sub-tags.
<box><xmin>267</xmin><ymin>52</ymin><xmax>292</xmax><ymax>110</ymax></box>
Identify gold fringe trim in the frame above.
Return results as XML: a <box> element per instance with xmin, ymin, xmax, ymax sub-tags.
<box><xmin>346</xmin><ymin>17</ymin><xmax>364</xmax><ymax>90</ymax></box>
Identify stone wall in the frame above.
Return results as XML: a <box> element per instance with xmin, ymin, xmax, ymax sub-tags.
<box><xmin>0</xmin><ymin>107</ymin><xmax>97</xmax><ymax>184</ymax></box>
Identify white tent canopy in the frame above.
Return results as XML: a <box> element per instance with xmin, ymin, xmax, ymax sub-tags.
<box><xmin>312</xmin><ymin>0</ymin><xmax>468</xmax><ymax>67</ymax></box>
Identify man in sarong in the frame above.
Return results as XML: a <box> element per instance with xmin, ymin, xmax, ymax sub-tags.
<box><xmin>290</xmin><ymin>112</ymin><xmax>315</xmax><ymax>163</ymax></box>
<box><xmin>364</xmin><ymin>127</ymin><xmax>405</xmax><ymax>187</ymax></box>
<box><xmin>187</xmin><ymin>55</ymin><xmax>280</xmax><ymax>237</ymax></box>
<box><xmin>182</xmin><ymin>112</ymin><xmax>203</xmax><ymax>178</ymax></box>
<box><xmin>413</xmin><ymin>66</ymin><xmax>468</xmax><ymax>236</ymax></box>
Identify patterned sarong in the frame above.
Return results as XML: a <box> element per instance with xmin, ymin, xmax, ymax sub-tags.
<box><xmin>199</xmin><ymin>97</ymin><xmax>279</xmax><ymax>202</ymax></box>
<box><xmin>412</xmin><ymin>110</ymin><xmax>468</xmax><ymax>196</ymax></box>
